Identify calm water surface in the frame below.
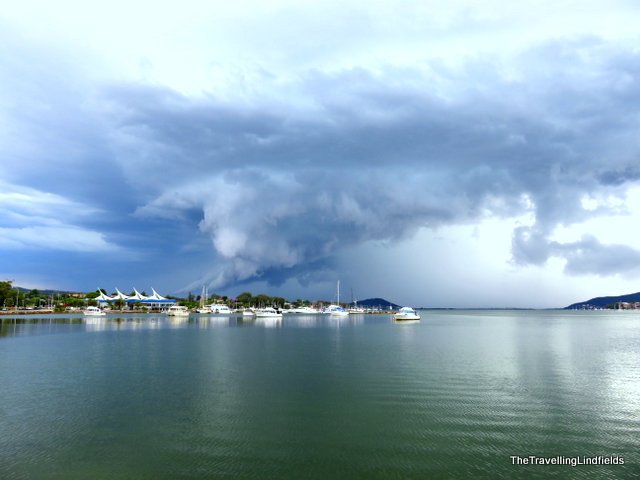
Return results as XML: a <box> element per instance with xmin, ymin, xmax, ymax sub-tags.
<box><xmin>1</xmin><ymin>310</ymin><xmax>639</xmax><ymax>479</ymax></box>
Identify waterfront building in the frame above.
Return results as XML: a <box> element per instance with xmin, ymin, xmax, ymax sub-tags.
<box><xmin>95</xmin><ymin>288</ymin><xmax>176</xmax><ymax>310</ymax></box>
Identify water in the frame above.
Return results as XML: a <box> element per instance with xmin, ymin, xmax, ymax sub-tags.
<box><xmin>1</xmin><ymin>310</ymin><xmax>639</xmax><ymax>479</ymax></box>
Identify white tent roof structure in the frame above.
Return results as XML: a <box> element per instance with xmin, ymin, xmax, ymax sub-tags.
<box><xmin>94</xmin><ymin>288</ymin><xmax>174</xmax><ymax>305</ymax></box>
<box><xmin>150</xmin><ymin>288</ymin><xmax>168</xmax><ymax>300</ymax></box>
<box><xmin>132</xmin><ymin>288</ymin><xmax>148</xmax><ymax>300</ymax></box>
<box><xmin>95</xmin><ymin>291</ymin><xmax>116</xmax><ymax>301</ymax></box>
<box><xmin>114</xmin><ymin>288</ymin><xmax>130</xmax><ymax>300</ymax></box>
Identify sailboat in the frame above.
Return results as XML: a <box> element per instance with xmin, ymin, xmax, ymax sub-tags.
<box><xmin>196</xmin><ymin>286</ymin><xmax>211</xmax><ymax>313</ymax></box>
<box><xmin>348</xmin><ymin>289</ymin><xmax>366</xmax><ymax>314</ymax></box>
<box><xmin>324</xmin><ymin>280</ymin><xmax>349</xmax><ymax>316</ymax></box>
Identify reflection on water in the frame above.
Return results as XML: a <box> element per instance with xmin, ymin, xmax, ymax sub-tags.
<box><xmin>0</xmin><ymin>312</ymin><xmax>389</xmax><ymax>337</ymax></box>
<box><xmin>255</xmin><ymin>317</ymin><xmax>282</xmax><ymax>328</ymax></box>
<box><xmin>1</xmin><ymin>310</ymin><xmax>639</xmax><ymax>479</ymax></box>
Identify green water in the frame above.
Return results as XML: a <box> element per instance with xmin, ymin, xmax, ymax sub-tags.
<box><xmin>1</xmin><ymin>311</ymin><xmax>638</xmax><ymax>479</ymax></box>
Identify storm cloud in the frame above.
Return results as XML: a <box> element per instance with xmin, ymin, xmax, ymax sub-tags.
<box><xmin>102</xmin><ymin>39</ymin><xmax>640</xmax><ymax>287</ymax></box>
<box><xmin>3</xmin><ymin>1</ymin><xmax>640</xmax><ymax>303</ymax></box>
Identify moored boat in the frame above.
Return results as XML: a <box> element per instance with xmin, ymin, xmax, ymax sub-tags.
<box><xmin>325</xmin><ymin>280</ymin><xmax>349</xmax><ymax>316</ymax></box>
<box><xmin>254</xmin><ymin>307</ymin><xmax>282</xmax><ymax>318</ymax></box>
<box><xmin>286</xmin><ymin>306</ymin><xmax>321</xmax><ymax>314</ymax></box>
<box><xmin>208</xmin><ymin>303</ymin><xmax>232</xmax><ymax>315</ymax></box>
<box><xmin>393</xmin><ymin>307</ymin><xmax>420</xmax><ymax>322</ymax></box>
<box><xmin>83</xmin><ymin>306</ymin><xmax>106</xmax><ymax>316</ymax></box>
<box><xmin>166</xmin><ymin>305</ymin><xmax>190</xmax><ymax>316</ymax></box>
<box><xmin>323</xmin><ymin>304</ymin><xmax>349</xmax><ymax>316</ymax></box>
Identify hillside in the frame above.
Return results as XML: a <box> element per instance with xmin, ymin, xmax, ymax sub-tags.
<box><xmin>565</xmin><ymin>291</ymin><xmax>640</xmax><ymax>309</ymax></box>
<box><xmin>355</xmin><ymin>298</ymin><xmax>401</xmax><ymax>309</ymax></box>
<box><xmin>15</xmin><ymin>287</ymin><xmax>74</xmax><ymax>296</ymax></box>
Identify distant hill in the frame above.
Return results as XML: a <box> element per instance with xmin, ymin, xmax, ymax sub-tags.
<box><xmin>565</xmin><ymin>292</ymin><xmax>640</xmax><ymax>309</ymax></box>
<box><xmin>355</xmin><ymin>298</ymin><xmax>401</xmax><ymax>309</ymax></box>
<box><xmin>16</xmin><ymin>286</ymin><xmax>81</xmax><ymax>296</ymax></box>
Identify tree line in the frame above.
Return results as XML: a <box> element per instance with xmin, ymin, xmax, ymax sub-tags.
<box><xmin>1</xmin><ymin>281</ymin><xmax>326</xmax><ymax>310</ymax></box>
<box><xmin>0</xmin><ymin>280</ymin><xmax>69</xmax><ymax>310</ymax></box>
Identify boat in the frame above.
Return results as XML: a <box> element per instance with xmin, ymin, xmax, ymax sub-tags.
<box><xmin>254</xmin><ymin>307</ymin><xmax>282</xmax><ymax>318</ymax></box>
<box><xmin>166</xmin><ymin>305</ymin><xmax>190</xmax><ymax>316</ymax></box>
<box><xmin>324</xmin><ymin>280</ymin><xmax>349</xmax><ymax>316</ymax></box>
<box><xmin>324</xmin><ymin>304</ymin><xmax>349</xmax><ymax>316</ymax></box>
<box><xmin>348</xmin><ymin>290</ymin><xmax>366</xmax><ymax>314</ymax></box>
<box><xmin>207</xmin><ymin>303</ymin><xmax>232</xmax><ymax>315</ymax></box>
<box><xmin>285</xmin><ymin>306</ymin><xmax>321</xmax><ymax>314</ymax></box>
<box><xmin>196</xmin><ymin>286</ymin><xmax>211</xmax><ymax>313</ymax></box>
<box><xmin>393</xmin><ymin>307</ymin><xmax>420</xmax><ymax>322</ymax></box>
<box><xmin>241</xmin><ymin>308</ymin><xmax>256</xmax><ymax>317</ymax></box>
<box><xmin>83</xmin><ymin>306</ymin><xmax>106</xmax><ymax>316</ymax></box>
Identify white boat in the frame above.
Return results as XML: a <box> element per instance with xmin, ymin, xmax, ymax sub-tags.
<box><xmin>324</xmin><ymin>304</ymin><xmax>349</xmax><ymax>316</ymax></box>
<box><xmin>166</xmin><ymin>305</ymin><xmax>190</xmax><ymax>316</ymax></box>
<box><xmin>393</xmin><ymin>307</ymin><xmax>420</xmax><ymax>322</ymax></box>
<box><xmin>196</xmin><ymin>286</ymin><xmax>211</xmax><ymax>313</ymax></box>
<box><xmin>348</xmin><ymin>290</ymin><xmax>366</xmax><ymax>314</ymax></box>
<box><xmin>286</xmin><ymin>306</ymin><xmax>321</xmax><ymax>314</ymax></box>
<box><xmin>254</xmin><ymin>307</ymin><xmax>282</xmax><ymax>318</ymax></box>
<box><xmin>207</xmin><ymin>303</ymin><xmax>232</xmax><ymax>315</ymax></box>
<box><xmin>325</xmin><ymin>280</ymin><xmax>349</xmax><ymax>316</ymax></box>
<box><xmin>241</xmin><ymin>308</ymin><xmax>256</xmax><ymax>317</ymax></box>
<box><xmin>83</xmin><ymin>306</ymin><xmax>106</xmax><ymax>316</ymax></box>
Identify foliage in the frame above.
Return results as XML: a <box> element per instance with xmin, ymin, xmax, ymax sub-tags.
<box><xmin>0</xmin><ymin>280</ymin><xmax>15</xmax><ymax>307</ymax></box>
<box><xmin>0</xmin><ymin>284</ymin><xmax>340</xmax><ymax>311</ymax></box>
<box><xmin>180</xmin><ymin>301</ymin><xmax>199</xmax><ymax>309</ymax></box>
<box><xmin>236</xmin><ymin>292</ymin><xmax>253</xmax><ymax>306</ymax></box>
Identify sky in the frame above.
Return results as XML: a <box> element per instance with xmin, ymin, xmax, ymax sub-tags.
<box><xmin>2</xmin><ymin>0</ymin><xmax>640</xmax><ymax>307</ymax></box>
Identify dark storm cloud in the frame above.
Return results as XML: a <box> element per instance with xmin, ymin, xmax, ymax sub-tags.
<box><xmin>4</xmin><ymin>27</ymin><xmax>640</xmax><ymax>290</ymax></box>
<box><xmin>100</xmin><ymin>38</ymin><xmax>640</xmax><ymax>287</ymax></box>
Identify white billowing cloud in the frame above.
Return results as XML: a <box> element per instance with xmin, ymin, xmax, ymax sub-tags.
<box><xmin>3</xmin><ymin>1</ymin><xmax>640</xmax><ymax>95</ymax></box>
<box><xmin>0</xmin><ymin>182</ymin><xmax>120</xmax><ymax>252</ymax></box>
<box><xmin>0</xmin><ymin>226</ymin><xmax>116</xmax><ymax>252</ymax></box>
<box><xmin>0</xmin><ymin>183</ymin><xmax>100</xmax><ymax>221</ymax></box>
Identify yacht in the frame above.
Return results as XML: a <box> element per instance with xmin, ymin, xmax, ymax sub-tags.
<box><xmin>254</xmin><ymin>307</ymin><xmax>282</xmax><ymax>318</ymax></box>
<box><xmin>208</xmin><ymin>303</ymin><xmax>232</xmax><ymax>315</ymax></box>
<box><xmin>325</xmin><ymin>280</ymin><xmax>349</xmax><ymax>316</ymax></box>
<box><xmin>348</xmin><ymin>306</ymin><xmax>366</xmax><ymax>314</ymax></box>
<box><xmin>393</xmin><ymin>307</ymin><xmax>420</xmax><ymax>322</ymax></box>
<box><xmin>324</xmin><ymin>304</ymin><xmax>349</xmax><ymax>316</ymax></box>
<box><xmin>166</xmin><ymin>305</ymin><xmax>190</xmax><ymax>316</ymax></box>
<box><xmin>196</xmin><ymin>286</ymin><xmax>211</xmax><ymax>313</ymax></box>
<box><xmin>286</xmin><ymin>306</ymin><xmax>321</xmax><ymax>314</ymax></box>
<box><xmin>83</xmin><ymin>306</ymin><xmax>106</xmax><ymax>316</ymax></box>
